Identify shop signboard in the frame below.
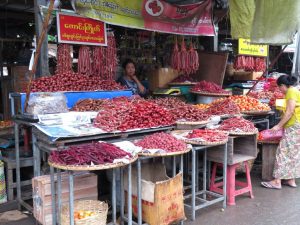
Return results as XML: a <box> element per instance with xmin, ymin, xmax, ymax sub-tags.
<box><xmin>57</xmin><ymin>13</ymin><xmax>107</xmax><ymax>46</ymax></box>
<box><xmin>238</xmin><ymin>38</ymin><xmax>268</xmax><ymax>57</ymax></box>
<box><xmin>73</xmin><ymin>0</ymin><xmax>215</xmax><ymax>36</ymax></box>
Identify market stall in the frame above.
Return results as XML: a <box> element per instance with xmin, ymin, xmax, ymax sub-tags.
<box><xmin>0</xmin><ymin>1</ymin><xmax>287</xmax><ymax>225</ymax></box>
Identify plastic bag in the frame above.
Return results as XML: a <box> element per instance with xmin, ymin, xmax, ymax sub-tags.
<box><xmin>26</xmin><ymin>92</ymin><xmax>68</xmax><ymax>115</ymax></box>
<box><xmin>259</xmin><ymin>129</ymin><xmax>284</xmax><ymax>141</ymax></box>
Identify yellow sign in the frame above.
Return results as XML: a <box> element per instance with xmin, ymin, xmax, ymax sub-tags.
<box><xmin>238</xmin><ymin>38</ymin><xmax>268</xmax><ymax>57</ymax></box>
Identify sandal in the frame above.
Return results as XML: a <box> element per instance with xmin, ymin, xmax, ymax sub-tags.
<box><xmin>261</xmin><ymin>181</ymin><xmax>282</xmax><ymax>189</ymax></box>
<box><xmin>282</xmin><ymin>181</ymin><xmax>297</xmax><ymax>188</ymax></box>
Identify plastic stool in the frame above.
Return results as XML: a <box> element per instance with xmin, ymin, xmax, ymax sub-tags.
<box><xmin>210</xmin><ymin>162</ymin><xmax>254</xmax><ymax>206</ymax></box>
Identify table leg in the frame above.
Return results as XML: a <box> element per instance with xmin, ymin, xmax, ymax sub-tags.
<box><xmin>191</xmin><ymin>148</ymin><xmax>196</xmax><ymax>221</ymax></box>
<box><xmin>208</xmin><ymin>161</ymin><xmax>211</xmax><ymax>189</ymax></box>
<box><xmin>120</xmin><ymin>167</ymin><xmax>124</xmax><ymax>225</ymax></box>
<box><xmin>50</xmin><ymin>166</ymin><xmax>56</xmax><ymax>225</ymax></box>
<box><xmin>32</xmin><ymin>133</ymin><xmax>40</xmax><ymax>177</ymax></box>
<box><xmin>112</xmin><ymin>169</ymin><xmax>117</xmax><ymax>224</ymax></box>
<box><xmin>57</xmin><ymin>169</ymin><xmax>62</xmax><ymax>224</ymax></box>
<box><xmin>203</xmin><ymin>149</ymin><xmax>207</xmax><ymax>200</ymax></box>
<box><xmin>137</xmin><ymin>159</ymin><xmax>142</xmax><ymax>225</ymax></box>
<box><xmin>180</xmin><ymin>155</ymin><xmax>184</xmax><ymax>174</ymax></box>
<box><xmin>68</xmin><ymin>171</ymin><xmax>75</xmax><ymax>225</ymax></box>
<box><xmin>14</xmin><ymin>123</ymin><xmax>21</xmax><ymax>210</ymax></box>
<box><xmin>173</xmin><ymin>156</ymin><xmax>176</xmax><ymax>177</ymax></box>
<box><xmin>180</xmin><ymin>154</ymin><xmax>184</xmax><ymax>225</ymax></box>
<box><xmin>195</xmin><ymin>151</ymin><xmax>199</xmax><ymax>192</ymax></box>
<box><xmin>223</xmin><ymin>143</ymin><xmax>228</xmax><ymax>209</ymax></box>
<box><xmin>127</xmin><ymin>164</ymin><xmax>132</xmax><ymax>225</ymax></box>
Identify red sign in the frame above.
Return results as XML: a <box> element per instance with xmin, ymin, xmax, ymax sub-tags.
<box><xmin>57</xmin><ymin>13</ymin><xmax>107</xmax><ymax>46</ymax></box>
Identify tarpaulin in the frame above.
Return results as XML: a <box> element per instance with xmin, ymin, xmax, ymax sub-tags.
<box><xmin>229</xmin><ymin>0</ymin><xmax>255</xmax><ymax>40</ymax></box>
<box><xmin>73</xmin><ymin>0</ymin><xmax>215</xmax><ymax>36</ymax></box>
<box><xmin>251</xmin><ymin>0</ymin><xmax>300</xmax><ymax>45</ymax></box>
<box><xmin>229</xmin><ymin>0</ymin><xmax>300</xmax><ymax>45</ymax></box>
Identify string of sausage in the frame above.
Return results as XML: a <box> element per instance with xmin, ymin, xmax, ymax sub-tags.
<box><xmin>92</xmin><ymin>35</ymin><xmax>117</xmax><ymax>80</ymax></box>
<box><xmin>78</xmin><ymin>46</ymin><xmax>92</xmax><ymax>76</ymax></box>
<box><xmin>56</xmin><ymin>44</ymin><xmax>72</xmax><ymax>74</ymax></box>
<box><xmin>171</xmin><ymin>38</ymin><xmax>199</xmax><ymax>75</ymax></box>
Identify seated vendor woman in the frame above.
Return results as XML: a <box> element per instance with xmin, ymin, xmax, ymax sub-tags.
<box><xmin>118</xmin><ymin>59</ymin><xmax>147</xmax><ymax>96</ymax></box>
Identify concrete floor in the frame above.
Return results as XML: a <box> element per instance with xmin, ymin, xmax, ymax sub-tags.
<box><xmin>1</xmin><ymin>173</ymin><xmax>300</xmax><ymax>225</ymax></box>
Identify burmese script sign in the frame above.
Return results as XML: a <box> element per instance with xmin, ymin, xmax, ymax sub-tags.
<box><xmin>57</xmin><ymin>13</ymin><xmax>107</xmax><ymax>46</ymax></box>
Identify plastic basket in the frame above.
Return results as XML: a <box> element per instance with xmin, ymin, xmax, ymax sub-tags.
<box><xmin>61</xmin><ymin>200</ymin><xmax>108</xmax><ymax>225</ymax></box>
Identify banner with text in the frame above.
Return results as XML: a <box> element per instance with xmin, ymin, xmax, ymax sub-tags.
<box><xmin>74</xmin><ymin>0</ymin><xmax>215</xmax><ymax>36</ymax></box>
<box><xmin>57</xmin><ymin>13</ymin><xmax>107</xmax><ymax>46</ymax></box>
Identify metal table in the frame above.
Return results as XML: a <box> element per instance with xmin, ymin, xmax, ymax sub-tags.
<box><xmin>184</xmin><ymin>143</ymin><xmax>228</xmax><ymax>221</ymax></box>
<box><xmin>13</xmin><ymin>118</ymin><xmax>38</xmax><ymax>212</ymax></box>
<box><xmin>32</xmin><ymin>126</ymin><xmax>175</xmax><ymax>225</ymax></box>
<box><xmin>48</xmin><ymin>163</ymin><xmax>134</xmax><ymax>225</ymax></box>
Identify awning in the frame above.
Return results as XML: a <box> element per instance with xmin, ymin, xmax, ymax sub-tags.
<box><xmin>72</xmin><ymin>0</ymin><xmax>215</xmax><ymax>36</ymax></box>
<box><xmin>230</xmin><ymin>0</ymin><xmax>300</xmax><ymax>45</ymax></box>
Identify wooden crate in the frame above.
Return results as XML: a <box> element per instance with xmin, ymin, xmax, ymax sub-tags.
<box><xmin>207</xmin><ymin>135</ymin><xmax>258</xmax><ymax>165</ymax></box>
<box><xmin>32</xmin><ymin>172</ymin><xmax>98</xmax><ymax>225</ymax></box>
<box><xmin>233</xmin><ymin>71</ymin><xmax>263</xmax><ymax>81</ymax></box>
<box><xmin>261</xmin><ymin>143</ymin><xmax>278</xmax><ymax>181</ymax></box>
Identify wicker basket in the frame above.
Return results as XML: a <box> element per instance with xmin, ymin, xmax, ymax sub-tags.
<box><xmin>61</xmin><ymin>200</ymin><xmax>108</xmax><ymax>225</ymax></box>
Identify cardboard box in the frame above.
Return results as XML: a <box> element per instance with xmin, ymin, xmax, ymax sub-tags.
<box><xmin>32</xmin><ymin>172</ymin><xmax>98</xmax><ymax>225</ymax></box>
<box><xmin>147</xmin><ymin>68</ymin><xmax>179</xmax><ymax>91</ymax></box>
<box><xmin>125</xmin><ymin>163</ymin><xmax>185</xmax><ymax>225</ymax></box>
<box><xmin>233</xmin><ymin>71</ymin><xmax>263</xmax><ymax>81</ymax></box>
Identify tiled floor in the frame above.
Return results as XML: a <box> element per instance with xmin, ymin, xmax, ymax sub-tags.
<box><xmin>1</xmin><ymin>173</ymin><xmax>300</xmax><ymax>225</ymax></box>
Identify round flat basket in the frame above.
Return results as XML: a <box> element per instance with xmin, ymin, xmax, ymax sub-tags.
<box><xmin>190</xmin><ymin>90</ymin><xmax>232</xmax><ymax>97</ymax></box>
<box><xmin>61</xmin><ymin>200</ymin><xmax>108</xmax><ymax>225</ymax></box>
<box><xmin>169</xmin><ymin>82</ymin><xmax>197</xmax><ymax>86</ymax></box>
<box><xmin>227</xmin><ymin>130</ymin><xmax>258</xmax><ymax>136</ymax></box>
<box><xmin>217</xmin><ymin>114</ymin><xmax>241</xmax><ymax>119</ymax></box>
<box><xmin>48</xmin><ymin>155</ymin><xmax>138</xmax><ymax>171</ymax></box>
<box><xmin>176</xmin><ymin>120</ymin><xmax>209</xmax><ymax>126</ymax></box>
<box><xmin>138</xmin><ymin>148</ymin><xmax>191</xmax><ymax>157</ymax></box>
<box><xmin>170</xmin><ymin>130</ymin><xmax>228</xmax><ymax>146</ymax></box>
<box><xmin>258</xmin><ymin>139</ymin><xmax>280</xmax><ymax>144</ymax></box>
<box><xmin>185</xmin><ymin>139</ymin><xmax>228</xmax><ymax>146</ymax></box>
<box><xmin>242</xmin><ymin>110</ymin><xmax>271</xmax><ymax>115</ymax></box>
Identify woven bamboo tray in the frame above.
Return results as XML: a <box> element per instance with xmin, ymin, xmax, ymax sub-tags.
<box><xmin>61</xmin><ymin>200</ymin><xmax>108</xmax><ymax>225</ymax></box>
<box><xmin>226</xmin><ymin>130</ymin><xmax>258</xmax><ymax>136</ymax></box>
<box><xmin>258</xmin><ymin>139</ymin><xmax>280</xmax><ymax>144</ymax></box>
<box><xmin>216</xmin><ymin>114</ymin><xmax>241</xmax><ymax>119</ymax></box>
<box><xmin>170</xmin><ymin>130</ymin><xmax>228</xmax><ymax>146</ymax></box>
<box><xmin>138</xmin><ymin>148</ymin><xmax>191</xmax><ymax>157</ymax></box>
<box><xmin>169</xmin><ymin>82</ymin><xmax>197</xmax><ymax>86</ymax></box>
<box><xmin>48</xmin><ymin>155</ymin><xmax>138</xmax><ymax>171</ymax></box>
<box><xmin>190</xmin><ymin>90</ymin><xmax>232</xmax><ymax>97</ymax></box>
<box><xmin>176</xmin><ymin>120</ymin><xmax>209</xmax><ymax>126</ymax></box>
<box><xmin>242</xmin><ymin>110</ymin><xmax>271</xmax><ymax>115</ymax></box>
<box><xmin>185</xmin><ymin>139</ymin><xmax>228</xmax><ymax>146</ymax></box>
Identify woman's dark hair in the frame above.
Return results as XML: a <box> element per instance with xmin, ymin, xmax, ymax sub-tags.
<box><xmin>122</xmin><ymin>58</ymin><xmax>136</xmax><ymax>69</ymax></box>
<box><xmin>277</xmin><ymin>75</ymin><xmax>298</xmax><ymax>87</ymax></box>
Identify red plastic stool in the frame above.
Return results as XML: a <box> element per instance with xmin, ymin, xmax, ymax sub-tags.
<box><xmin>210</xmin><ymin>161</ymin><xmax>254</xmax><ymax>206</ymax></box>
